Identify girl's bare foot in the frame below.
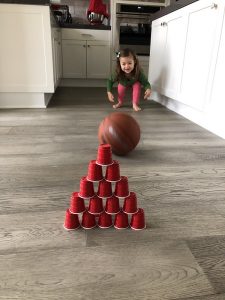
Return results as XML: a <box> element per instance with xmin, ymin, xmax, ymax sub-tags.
<box><xmin>133</xmin><ymin>104</ymin><xmax>141</xmax><ymax>111</ymax></box>
<box><xmin>113</xmin><ymin>103</ymin><xmax>122</xmax><ymax>109</ymax></box>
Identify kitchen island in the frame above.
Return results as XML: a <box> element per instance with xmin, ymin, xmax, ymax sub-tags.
<box><xmin>0</xmin><ymin>2</ymin><xmax>60</xmax><ymax>108</ymax></box>
<box><xmin>0</xmin><ymin>0</ymin><xmax>112</xmax><ymax>108</ymax></box>
<box><xmin>149</xmin><ymin>0</ymin><xmax>225</xmax><ymax>139</ymax></box>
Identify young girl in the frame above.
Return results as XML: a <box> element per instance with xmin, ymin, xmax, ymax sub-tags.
<box><xmin>107</xmin><ymin>48</ymin><xmax>151</xmax><ymax>112</ymax></box>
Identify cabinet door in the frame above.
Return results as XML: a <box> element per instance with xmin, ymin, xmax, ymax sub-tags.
<box><xmin>208</xmin><ymin>2</ymin><xmax>225</xmax><ymax>114</ymax></box>
<box><xmin>86</xmin><ymin>41</ymin><xmax>111</xmax><ymax>78</ymax></box>
<box><xmin>179</xmin><ymin>0</ymin><xmax>221</xmax><ymax>111</ymax></box>
<box><xmin>160</xmin><ymin>10</ymin><xmax>187</xmax><ymax>99</ymax></box>
<box><xmin>149</xmin><ymin>18</ymin><xmax>167</xmax><ymax>93</ymax></box>
<box><xmin>149</xmin><ymin>9</ymin><xmax>187</xmax><ymax>99</ymax></box>
<box><xmin>62</xmin><ymin>40</ymin><xmax>86</xmax><ymax>78</ymax></box>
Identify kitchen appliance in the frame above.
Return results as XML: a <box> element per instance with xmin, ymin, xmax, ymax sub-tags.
<box><xmin>51</xmin><ymin>4</ymin><xmax>72</xmax><ymax>24</ymax></box>
<box><xmin>87</xmin><ymin>12</ymin><xmax>106</xmax><ymax>25</ymax></box>
<box><xmin>114</xmin><ymin>3</ymin><xmax>161</xmax><ymax>56</ymax></box>
<box><xmin>87</xmin><ymin>0</ymin><xmax>109</xmax><ymax>25</ymax></box>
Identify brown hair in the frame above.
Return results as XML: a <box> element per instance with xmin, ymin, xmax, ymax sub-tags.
<box><xmin>115</xmin><ymin>48</ymin><xmax>141</xmax><ymax>82</ymax></box>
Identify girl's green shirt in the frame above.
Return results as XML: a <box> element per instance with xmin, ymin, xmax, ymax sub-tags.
<box><xmin>107</xmin><ymin>70</ymin><xmax>151</xmax><ymax>92</ymax></box>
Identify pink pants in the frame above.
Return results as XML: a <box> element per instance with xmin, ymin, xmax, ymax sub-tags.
<box><xmin>117</xmin><ymin>82</ymin><xmax>141</xmax><ymax>105</ymax></box>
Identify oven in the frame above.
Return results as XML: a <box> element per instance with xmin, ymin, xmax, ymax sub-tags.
<box><xmin>113</xmin><ymin>3</ymin><xmax>161</xmax><ymax>56</ymax></box>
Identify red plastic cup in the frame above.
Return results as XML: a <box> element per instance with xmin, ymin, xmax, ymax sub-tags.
<box><xmin>87</xmin><ymin>160</ymin><xmax>103</xmax><ymax>182</ymax></box>
<box><xmin>114</xmin><ymin>176</ymin><xmax>129</xmax><ymax>197</ymax></box>
<box><xmin>105</xmin><ymin>160</ymin><xmax>121</xmax><ymax>182</ymax></box>
<box><xmin>123</xmin><ymin>192</ymin><xmax>138</xmax><ymax>214</ymax></box>
<box><xmin>79</xmin><ymin>176</ymin><xmax>95</xmax><ymax>198</ymax></box>
<box><xmin>64</xmin><ymin>209</ymin><xmax>80</xmax><ymax>230</ymax></box>
<box><xmin>105</xmin><ymin>195</ymin><xmax>120</xmax><ymax>214</ymax></box>
<box><xmin>114</xmin><ymin>211</ymin><xmax>129</xmax><ymax>229</ymax></box>
<box><xmin>88</xmin><ymin>195</ymin><xmax>104</xmax><ymax>215</ymax></box>
<box><xmin>69</xmin><ymin>192</ymin><xmax>86</xmax><ymax>214</ymax></box>
<box><xmin>96</xmin><ymin>144</ymin><xmax>112</xmax><ymax>166</ymax></box>
<box><xmin>97</xmin><ymin>179</ymin><xmax>112</xmax><ymax>198</ymax></box>
<box><xmin>98</xmin><ymin>211</ymin><xmax>113</xmax><ymax>228</ymax></box>
<box><xmin>81</xmin><ymin>210</ymin><xmax>96</xmax><ymax>229</ymax></box>
<box><xmin>130</xmin><ymin>208</ymin><xmax>146</xmax><ymax>230</ymax></box>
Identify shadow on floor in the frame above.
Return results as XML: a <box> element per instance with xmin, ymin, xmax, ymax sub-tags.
<box><xmin>48</xmin><ymin>87</ymin><xmax>155</xmax><ymax>109</ymax></box>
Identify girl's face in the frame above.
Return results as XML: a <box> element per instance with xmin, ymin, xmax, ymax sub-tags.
<box><xmin>119</xmin><ymin>55</ymin><xmax>135</xmax><ymax>74</ymax></box>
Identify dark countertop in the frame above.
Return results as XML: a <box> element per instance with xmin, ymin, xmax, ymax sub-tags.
<box><xmin>61</xmin><ymin>23</ymin><xmax>111</xmax><ymax>30</ymax></box>
<box><xmin>152</xmin><ymin>0</ymin><xmax>199</xmax><ymax>20</ymax></box>
<box><xmin>0</xmin><ymin>0</ymin><xmax>49</xmax><ymax>4</ymax></box>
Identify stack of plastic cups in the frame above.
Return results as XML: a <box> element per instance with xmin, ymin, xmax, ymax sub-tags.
<box><xmin>63</xmin><ymin>143</ymin><xmax>146</xmax><ymax>231</ymax></box>
<box><xmin>122</xmin><ymin>191</ymin><xmax>141</xmax><ymax>229</ymax></box>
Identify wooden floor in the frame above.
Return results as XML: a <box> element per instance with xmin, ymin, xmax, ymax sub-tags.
<box><xmin>1</xmin><ymin>87</ymin><xmax>225</xmax><ymax>300</ymax></box>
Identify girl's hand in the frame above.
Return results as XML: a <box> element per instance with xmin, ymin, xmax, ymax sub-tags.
<box><xmin>107</xmin><ymin>92</ymin><xmax>114</xmax><ymax>102</ymax></box>
<box><xmin>144</xmin><ymin>88</ymin><xmax>151</xmax><ymax>100</ymax></box>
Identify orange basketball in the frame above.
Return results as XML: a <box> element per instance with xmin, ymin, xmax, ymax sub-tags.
<box><xmin>98</xmin><ymin>112</ymin><xmax>141</xmax><ymax>156</ymax></box>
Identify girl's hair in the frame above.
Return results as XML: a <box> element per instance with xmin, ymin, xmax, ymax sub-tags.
<box><xmin>115</xmin><ymin>48</ymin><xmax>141</xmax><ymax>82</ymax></box>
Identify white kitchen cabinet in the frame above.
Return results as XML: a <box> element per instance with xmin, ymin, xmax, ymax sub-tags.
<box><xmin>62</xmin><ymin>29</ymin><xmax>111</xmax><ymax>79</ymax></box>
<box><xmin>0</xmin><ymin>3</ymin><xmax>61</xmax><ymax>108</ymax></box>
<box><xmin>150</xmin><ymin>0</ymin><xmax>225</xmax><ymax>139</ymax></box>
<box><xmin>150</xmin><ymin>0</ymin><xmax>224</xmax><ymax>108</ymax></box>
<box><xmin>149</xmin><ymin>8</ymin><xmax>187</xmax><ymax>99</ymax></box>
<box><xmin>0</xmin><ymin>4</ymin><xmax>54</xmax><ymax>93</ymax></box>
<box><xmin>179</xmin><ymin>0</ymin><xmax>223</xmax><ymax>111</ymax></box>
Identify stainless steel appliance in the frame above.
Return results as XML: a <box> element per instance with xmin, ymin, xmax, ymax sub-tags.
<box><xmin>114</xmin><ymin>3</ymin><xmax>161</xmax><ymax>56</ymax></box>
<box><xmin>51</xmin><ymin>4</ymin><xmax>72</xmax><ymax>24</ymax></box>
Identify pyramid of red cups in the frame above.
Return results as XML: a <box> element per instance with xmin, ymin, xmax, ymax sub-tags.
<box><xmin>64</xmin><ymin>144</ymin><xmax>146</xmax><ymax>231</ymax></box>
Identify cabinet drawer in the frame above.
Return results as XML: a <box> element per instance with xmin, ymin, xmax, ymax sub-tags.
<box><xmin>62</xmin><ymin>28</ymin><xmax>110</xmax><ymax>42</ymax></box>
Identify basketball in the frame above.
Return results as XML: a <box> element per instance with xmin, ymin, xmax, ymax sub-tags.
<box><xmin>98</xmin><ymin>112</ymin><xmax>141</xmax><ymax>156</ymax></box>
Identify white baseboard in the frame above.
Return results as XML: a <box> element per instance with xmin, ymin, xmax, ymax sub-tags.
<box><xmin>0</xmin><ymin>92</ymin><xmax>53</xmax><ymax>108</ymax></box>
<box><xmin>152</xmin><ymin>91</ymin><xmax>225</xmax><ymax>139</ymax></box>
<box><xmin>59</xmin><ymin>78</ymin><xmax>107</xmax><ymax>87</ymax></box>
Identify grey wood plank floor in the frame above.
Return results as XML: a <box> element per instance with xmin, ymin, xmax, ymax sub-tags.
<box><xmin>1</xmin><ymin>87</ymin><xmax>225</xmax><ymax>300</ymax></box>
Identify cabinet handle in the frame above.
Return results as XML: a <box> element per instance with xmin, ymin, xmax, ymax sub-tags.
<box><xmin>161</xmin><ymin>22</ymin><xmax>167</xmax><ymax>26</ymax></box>
<box><xmin>211</xmin><ymin>3</ymin><xmax>218</xmax><ymax>9</ymax></box>
<box><xmin>87</xmin><ymin>45</ymin><xmax>90</xmax><ymax>47</ymax></box>
<box><xmin>83</xmin><ymin>45</ymin><xmax>86</xmax><ymax>47</ymax></box>
<box><xmin>81</xmin><ymin>34</ymin><xmax>92</xmax><ymax>38</ymax></box>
